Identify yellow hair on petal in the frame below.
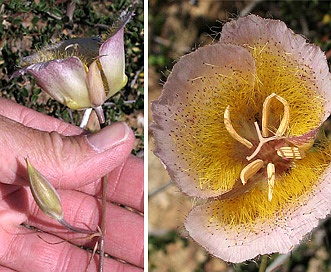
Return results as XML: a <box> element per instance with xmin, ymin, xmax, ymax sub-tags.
<box><xmin>21</xmin><ymin>43</ymin><xmax>90</xmax><ymax>68</ymax></box>
<box><xmin>247</xmin><ymin>43</ymin><xmax>324</xmax><ymax>136</ymax></box>
<box><xmin>170</xmin><ymin>42</ymin><xmax>325</xmax><ymax>194</ymax></box>
<box><xmin>210</xmin><ymin>137</ymin><xmax>331</xmax><ymax>228</ymax></box>
<box><xmin>171</xmin><ymin>70</ymin><xmax>252</xmax><ymax>192</ymax></box>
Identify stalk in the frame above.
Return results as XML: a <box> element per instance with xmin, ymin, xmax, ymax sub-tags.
<box><xmin>59</xmin><ymin>218</ymin><xmax>96</xmax><ymax>235</ymax></box>
<box><xmin>98</xmin><ymin>175</ymin><xmax>108</xmax><ymax>272</ymax></box>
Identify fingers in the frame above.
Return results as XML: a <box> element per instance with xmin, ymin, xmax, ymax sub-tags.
<box><xmin>0</xmin><ymin>266</ymin><xmax>18</xmax><ymax>272</ymax></box>
<box><xmin>11</xmin><ymin>187</ymin><xmax>144</xmax><ymax>268</ymax></box>
<box><xmin>0</xmin><ymin>226</ymin><xmax>142</xmax><ymax>272</ymax></box>
<box><xmin>0</xmin><ymin>116</ymin><xmax>135</xmax><ymax>189</ymax></box>
<box><xmin>78</xmin><ymin>155</ymin><xmax>144</xmax><ymax>212</ymax></box>
<box><xmin>0</xmin><ymin>97</ymin><xmax>83</xmax><ymax>136</ymax></box>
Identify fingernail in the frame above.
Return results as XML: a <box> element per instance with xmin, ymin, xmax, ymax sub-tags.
<box><xmin>86</xmin><ymin>122</ymin><xmax>131</xmax><ymax>152</ymax></box>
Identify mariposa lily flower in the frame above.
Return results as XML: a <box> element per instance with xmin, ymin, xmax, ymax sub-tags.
<box><xmin>151</xmin><ymin>15</ymin><xmax>331</xmax><ymax>262</ymax></box>
<box><xmin>12</xmin><ymin>12</ymin><xmax>132</xmax><ymax>122</ymax></box>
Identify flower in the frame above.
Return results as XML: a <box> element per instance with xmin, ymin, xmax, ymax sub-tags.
<box><xmin>151</xmin><ymin>15</ymin><xmax>331</xmax><ymax>262</ymax></box>
<box><xmin>12</xmin><ymin>12</ymin><xmax>131</xmax><ymax>115</ymax></box>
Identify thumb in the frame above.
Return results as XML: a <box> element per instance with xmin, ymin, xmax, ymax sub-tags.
<box><xmin>0</xmin><ymin>116</ymin><xmax>135</xmax><ymax>188</ymax></box>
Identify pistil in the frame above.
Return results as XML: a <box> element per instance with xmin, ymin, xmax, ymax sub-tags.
<box><xmin>224</xmin><ymin>93</ymin><xmax>306</xmax><ymax>201</ymax></box>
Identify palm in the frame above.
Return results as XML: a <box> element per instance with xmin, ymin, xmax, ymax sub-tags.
<box><xmin>0</xmin><ymin>98</ymin><xmax>143</xmax><ymax>272</ymax></box>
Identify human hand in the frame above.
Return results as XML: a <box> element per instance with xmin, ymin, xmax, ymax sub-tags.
<box><xmin>0</xmin><ymin>98</ymin><xmax>144</xmax><ymax>272</ymax></box>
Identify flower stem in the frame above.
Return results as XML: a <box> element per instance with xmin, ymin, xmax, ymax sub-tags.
<box><xmin>58</xmin><ymin>218</ymin><xmax>96</xmax><ymax>234</ymax></box>
<box><xmin>80</xmin><ymin>108</ymin><xmax>93</xmax><ymax>128</ymax></box>
<box><xmin>94</xmin><ymin>105</ymin><xmax>105</xmax><ymax>124</ymax></box>
<box><xmin>98</xmin><ymin>175</ymin><xmax>108</xmax><ymax>272</ymax></box>
<box><xmin>259</xmin><ymin>255</ymin><xmax>268</xmax><ymax>272</ymax></box>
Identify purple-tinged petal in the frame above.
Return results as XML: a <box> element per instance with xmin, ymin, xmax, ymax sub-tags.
<box><xmin>152</xmin><ymin>43</ymin><xmax>256</xmax><ymax>198</ymax></box>
<box><xmin>98</xmin><ymin>19</ymin><xmax>129</xmax><ymax>99</ymax></box>
<box><xmin>87</xmin><ymin>59</ymin><xmax>106</xmax><ymax>107</ymax></box>
<box><xmin>186</xmin><ymin>149</ymin><xmax>331</xmax><ymax>263</ymax></box>
<box><xmin>220</xmin><ymin>14</ymin><xmax>331</xmax><ymax>122</ymax></box>
<box><xmin>185</xmin><ymin>202</ymin><xmax>294</xmax><ymax>263</ymax></box>
<box><xmin>14</xmin><ymin>56</ymin><xmax>90</xmax><ymax>110</ymax></box>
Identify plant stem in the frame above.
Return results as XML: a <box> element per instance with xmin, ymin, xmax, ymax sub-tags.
<box><xmin>259</xmin><ymin>255</ymin><xmax>268</xmax><ymax>272</ymax></box>
<box><xmin>80</xmin><ymin>108</ymin><xmax>93</xmax><ymax>128</ymax></box>
<box><xmin>98</xmin><ymin>175</ymin><xmax>108</xmax><ymax>272</ymax></box>
<box><xmin>59</xmin><ymin>218</ymin><xmax>96</xmax><ymax>234</ymax></box>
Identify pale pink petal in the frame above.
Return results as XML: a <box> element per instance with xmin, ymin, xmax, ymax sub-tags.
<box><xmin>99</xmin><ymin>22</ymin><xmax>128</xmax><ymax>99</ymax></box>
<box><xmin>13</xmin><ymin>57</ymin><xmax>90</xmax><ymax>110</ymax></box>
<box><xmin>87</xmin><ymin>59</ymin><xmax>106</xmax><ymax>106</ymax></box>
<box><xmin>152</xmin><ymin>43</ymin><xmax>256</xmax><ymax>198</ymax></box>
<box><xmin>186</xmin><ymin>163</ymin><xmax>331</xmax><ymax>263</ymax></box>
<box><xmin>220</xmin><ymin>14</ymin><xmax>331</xmax><ymax>121</ymax></box>
<box><xmin>186</xmin><ymin>202</ymin><xmax>293</xmax><ymax>263</ymax></box>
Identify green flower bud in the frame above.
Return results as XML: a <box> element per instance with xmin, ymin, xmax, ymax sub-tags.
<box><xmin>25</xmin><ymin>158</ymin><xmax>63</xmax><ymax>221</ymax></box>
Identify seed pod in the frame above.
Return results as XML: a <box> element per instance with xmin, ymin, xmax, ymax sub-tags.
<box><xmin>25</xmin><ymin>158</ymin><xmax>63</xmax><ymax>221</ymax></box>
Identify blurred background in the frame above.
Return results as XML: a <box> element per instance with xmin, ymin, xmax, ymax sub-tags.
<box><xmin>148</xmin><ymin>1</ymin><xmax>331</xmax><ymax>271</ymax></box>
<box><xmin>1</xmin><ymin>0</ymin><xmax>144</xmax><ymax>154</ymax></box>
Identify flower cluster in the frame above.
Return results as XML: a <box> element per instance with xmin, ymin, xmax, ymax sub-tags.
<box><xmin>152</xmin><ymin>15</ymin><xmax>331</xmax><ymax>262</ymax></box>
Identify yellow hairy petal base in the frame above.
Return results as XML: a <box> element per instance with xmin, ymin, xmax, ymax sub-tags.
<box><xmin>208</xmin><ymin>138</ymin><xmax>331</xmax><ymax>228</ymax></box>
<box><xmin>170</xmin><ymin>44</ymin><xmax>324</xmax><ymax>193</ymax></box>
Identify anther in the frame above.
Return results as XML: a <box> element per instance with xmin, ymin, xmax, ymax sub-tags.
<box><xmin>277</xmin><ymin>146</ymin><xmax>305</xmax><ymax>159</ymax></box>
<box><xmin>240</xmin><ymin>159</ymin><xmax>264</xmax><ymax>185</ymax></box>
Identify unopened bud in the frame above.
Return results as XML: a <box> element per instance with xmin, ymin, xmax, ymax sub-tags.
<box><xmin>25</xmin><ymin>158</ymin><xmax>63</xmax><ymax>221</ymax></box>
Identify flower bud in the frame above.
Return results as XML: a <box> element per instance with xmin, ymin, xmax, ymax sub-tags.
<box><xmin>25</xmin><ymin>158</ymin><xmax>63</xmax><ymax>221</ymax></box>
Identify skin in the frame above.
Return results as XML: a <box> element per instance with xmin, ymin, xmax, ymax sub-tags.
<box><xmin>0</xmin><ymin>97</ymin><xmax>144</xmax><ymax>272</ymax></box>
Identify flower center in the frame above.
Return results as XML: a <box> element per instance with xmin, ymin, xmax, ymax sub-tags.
<box><xmin>224</xmin><ymin>93</ymin><xmax>306</xmax><ymax>201</ymax></box>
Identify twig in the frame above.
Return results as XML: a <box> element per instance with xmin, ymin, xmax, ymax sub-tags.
<box><xmin>67</xmin><ymin>108</ymin><xmax>74</xmax><ymax>124</ymax></box>
<box><xmin>130</xmin><ymin>67</ymin><xmax>143</xmax><ymax>88</ymax></box>
<box><xmin>103</xmin><ymin>100</ymin><xmax>136</xmax><ymax>107</ymax></box>
<box><xmin>46</xmin><ymin>11</ymin><xmax>62</xmax><ymax>20</ymax></box>
<box><xmin>148</xmin><ymin>181</ymin><xmax>173</xmax><ymax>198</ymax></box>
<box><xmin>240</xmin><ymin>0</ymin><xmax>264</xmax><ymax>17</ymax></box>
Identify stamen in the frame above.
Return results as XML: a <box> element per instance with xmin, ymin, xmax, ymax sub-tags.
<box><xmin>261</xmin><ymin>93</ymin><xmax>290</xmax><ymax>137</ymax></box>
<box><xmin>277</xmin><ymin>146</ymin><xmax>305</xmax><ymax>159</ymax></box>
<box><xmin>240</xmin><ymin>159</ymin><xmax>264</xmax><ymax>185</ymax></box>
<box><xmin>224</xmin><ymin>94</ymin><xmax>301</xmax><ymax>201</ymax></box>
<box><xmin>267</xmin><ymin>163</ymin><xmax>275</xmax><ymax>201</ymax></box>
<box><xmin>224</xmin><ymin>106</ymin><xmax>253</xmax><ymax>149</ymax></box>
